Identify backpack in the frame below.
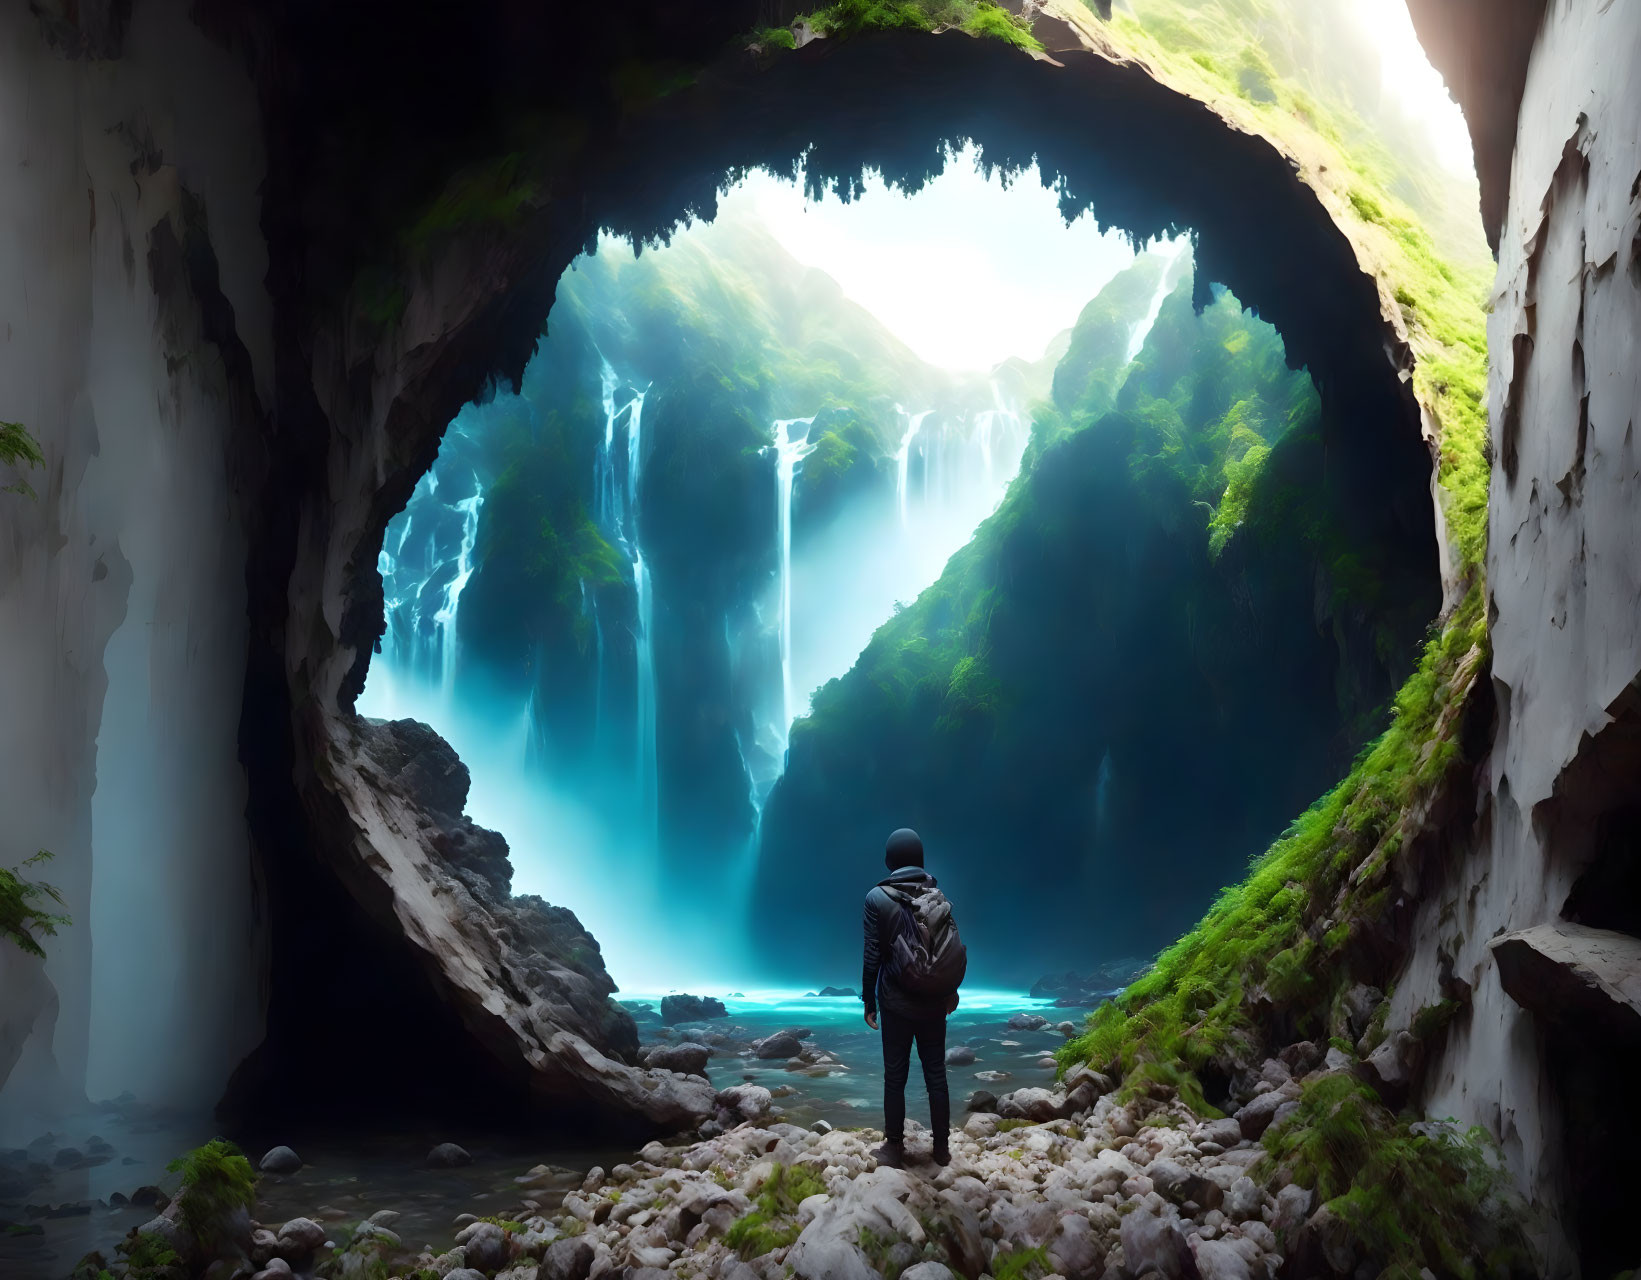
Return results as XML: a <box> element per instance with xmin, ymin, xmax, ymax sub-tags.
<box><xmin>880</xmin><ymin>881</ymin><xmax>968</xmax><ymax>997</ymax></box>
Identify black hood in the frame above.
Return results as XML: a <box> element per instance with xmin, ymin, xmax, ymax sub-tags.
<box><xmin>881</xmin><ymin>866</ymin><xmax>936</xmax><ymax>889</ymax></box>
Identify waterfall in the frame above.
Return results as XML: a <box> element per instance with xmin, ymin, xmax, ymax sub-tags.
<box><xmin>634</xmin><ymin>550</ymin><xmax>657</xmax><ymax>832</ymax></box>
<box><xmin>774</xmin><ymin>417</ymin><xmax>819</xmax><ymax>734</ymax></box>
<box><xmin>895</xmin><ymin>408</ymin><xmax>934</xmax><ymax>527</ymax></box>
<box><xmin>1125</xmin><ymin>241</ymin><xmax>1192</xmax><ymax>363</ymax></box>
<box><xmin>432</xmin><ymin>479</ymin><xmax>484</xmax><ymax>695</ymax></box>
<box><xmin>591</xmin><ymin>351</ymin><xmax>657</xmax><ymax>829</ymax></box>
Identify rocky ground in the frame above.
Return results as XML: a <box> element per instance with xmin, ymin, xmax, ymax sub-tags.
<box><xmin>84</xmin><ymin>1046</ymin><xmax>1363</xmax><ymax>1280</ymax></box>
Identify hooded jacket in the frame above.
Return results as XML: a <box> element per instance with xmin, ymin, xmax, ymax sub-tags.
<box><xmin>862</xmin><ymin>865</ymin><xmax>950</xmax><ymax>1020</ymax></box>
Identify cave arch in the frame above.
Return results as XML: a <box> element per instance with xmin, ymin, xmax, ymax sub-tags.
<box><xmin>238</xmin><ymin>26</ymin><xmax>1441</xmax><ymax>1129</ymax></box>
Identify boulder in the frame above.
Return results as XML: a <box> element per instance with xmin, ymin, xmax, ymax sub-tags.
<box><xmin>945</xmin><ymin>1045</ymin><xmax>977</xmax><ymax>1066</ymax></box>
<box><xmin>1234</xmin><ymin>1089</ymin><xmax>1292</xmax><ymax>1140</ymax></box>
<box><xmin>996</xmin><ymin>1087</ymin><xmax>1065</xmax><ymax>1123</ymax></box>
<box><xmin>1046</xmin><ymin>1210</ymin><xmax>1105</xmax><ymax>1279</ymax></box>
<box><xmin>901</xmin><ymin>1265</ymin><xmax>955</xmax><ymax>1280</ymax></box>
<box><xmin>642</xmin><ymin>1042</ymin><xmax>711</xmax><ymax>1076</ymax></box>
<box><xmin>1278</xmin><ymin>1040</ymin><xmax>1324</xmax><ymax>1076</ymax></box>
<box><xmin>427</xmin><ymin>1142</ymin><xmax>473</xmax><ymax>1168</ymax></box>
<box><xmin>1119</xmin><ymin>1204</ymin><xmax>1198</xmax><ymax>1280</ymax></box>
<box><xmin>1271</xmin><ymin>1184</ymin><xmax>1314</xmax><ymax>1232</ymax></box>
<box><xmin>1491</xmin><ymin>922</ymin><xmax>1641</xmax><ymax>1041</ymax></box>
<box><xmin>258</xmin><ymin>1146</ymin><xmax>302</xmax><ymax>1175</ymax></box>
<box><xmin>786</xmin><ymin>1168</ymin><xmax>931</xmax><ymax>1280</ymax></box>
<box><xmin>1007</xmin><ymin>1013</ymin><xmax>1050</xmax><ymax>1031</ymax></box>
<box><xmin>1362</xmin><ymin>1030</ymin><xmax>1423</xmax><ymax>1104</ymax></box>
<box><xmin>752</xmin><ymin>1032</ymin><xmax>804</xmax><ymax>1060</ymax></box>
<box><xmin>1191</xmin><ymin>1238</ymin><xmax>1252</xmax><ymax>1280</ymax></box>
<box><xmin>1332</xmin><ymin>983</ymin><xmax>1384</xmax><ymax>1043</ymax></box>
<box><xmin>660</xmin><ymin>994</ymin><xmax>728</xmax><ymax>1025</ymax></box>
<box><xmin>1149</xmin><ymin>1158</ymin><xmax>1224</xmax><ymax>1211</ymax></box>
<box><xmin>965</xmin><ymin>1090</ymin><xmax>998</xmax><ymax>1113</ymax></box>
<box><xmin>274</xmin><ymin>1217</ymin><xmax>326</xmax><ymax>1258</ymax></box>
<box><xmin>714</xmin><ymin>1084</ymin><xmax>773</xmax><ymax>1127</ymax></box>
<box><xmin>454</xmin><ymin>1221</ymin><xmax>507</xmax><ymax>1272</ymax></box>
<box><xmin>539</xmin><ymin>1236</ymin><xmax>595</xmax><ymax>1280</ymax></box>
<box><xmin>815</xmin><ymin>987</ymin><xmax>856</xmax><ymax>998</ymax></box>
<box><xmin>1198</xmin><ymin>1118</ymin><xmax>1243</xmax><ymax>1149</ymax></box>
<box><xmin>934</xmin><ymin>1190</ymin><xmax>987</xmax><ymax>1280</ymax></box>
<box><xmin>1224</xmin><ymin>1176</ymin><xmax>1264</xmax><ymax>1222</ymax></box>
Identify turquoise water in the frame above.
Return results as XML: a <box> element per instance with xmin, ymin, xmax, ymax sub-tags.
<box><xmin>624</xmin><ymin>988</ymin><xmax>1078</xmax><ymax>1127</ymax></box>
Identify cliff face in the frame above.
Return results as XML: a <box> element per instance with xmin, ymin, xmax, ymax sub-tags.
<box><xmin>0</xmin><ymin>0</ymin><xmax>267</xmax><ymax>1128</ymax></box>
<box><xmin>1391</xmin><ymin>5</ymin><xmax>1641</xmax><ymax>1270</ymax></box>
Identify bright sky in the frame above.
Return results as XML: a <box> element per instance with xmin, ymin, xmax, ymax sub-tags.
<box><xmin>723</xmin><ymin>147</ymin><xmax>1142</xmax><ymax>372</ymax></box>
<box><xmin>1345</xmin><ymin>0</ymin><xmax>1475</xmax><ymax>174</ymax></box>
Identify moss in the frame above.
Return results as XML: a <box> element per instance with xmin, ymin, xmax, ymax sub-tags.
<box><xmin>749</xmin><ymin>26</ymin><xmax>798</xmax><ymax>52</ymax></box>
<box><xmin>1061</xmin><ymin>587</ymin><xmax>1490</xmax><ymax>1106</ymax></box>
<box><xmin>0</xmin><ymin>420</ymin><xmax>44</xmax><ymax>499</ymax></box>
<box><xmin>0</xmin><ymin>851</ymin><xmax>70</xmax><ymax>959</ymax></box>
<box><xmin>1258</xmin><ymin>1076</ymin><xmax>1532</xmax><ymax>1279</ymax></box>
<box><xmin>165</xmin><ymin>1140</ymin><xmax>257</xmax><ymax>1252</ymax></box>
<box><xmin>993</xmin><ymin>1118</ymin><xmax>1038</xmax><ymax>1133</ymax></box>
<box><xmin>1411</xmin><ymin>998</ymin><xmax>1462</xmax><ymax>1043</ymax></box>
<box><xmin>783</xmin><ymin>0</ymin><xmax>1041</xmax><ymax>51</ymax></box>
<box><xmin>993</xmin><ymin>1244</ymin><xmax>1053</xmax><ymax>1280</ymax></box>
<box><xmin>118</xmin><ymin>1230</ymin><xmax>182</xmax><ymax>1275</ymax></box>
<box><xmin>1207</xmin><ymin>440</ymin><xmax>1271</xmax><ymax>557</ymax></box>
<box><xmin>723</xmin><ymin>1163</ymin><xmax>828</xmax><ymax>1259</ymax></box>
<box><xmin>478</xmin><ymin>1216</ymin><xmax>526</xmax><ymax>1232</ymax></box>
<box><xmin>402</xmin><ymin>152</ymin><xmax>541</xmax><ymax>256</ymax></box>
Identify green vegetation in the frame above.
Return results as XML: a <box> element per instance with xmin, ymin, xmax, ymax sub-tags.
<box><xmin>723</xmin><ymin>1163</ymin><xmax>828</xmax><ymax>1258</ymax></box>
<box><xmin>1</xmin><ymin>850</ymin><xmax>70</xmax><ymax>959</ymax></box>
<box><xmin>117</xmin><ymin>1230</ymin><xmax>182</xmax><ymax>1276</ymax></box>
<box><xmin>165</xmin><ymin>1140</ymin><xmax>257</xmax><ymax>1252</ymax></box>
<box><xmin>402</xmin><ymin>153</ymin><xmax>541</xmax><ymax>256</ymax></box>
<box><xmin>776</xmin><ymin>0</ymin><xmax>1043</xmax><ymax>51</ymax></box>
<box><xmin>1</xmin><ymin>420</ymin><xmax>43</xmax><ymax>499</ymax></box>
<box><xmin>1061</xmin><ymin>583</ymin><xmax>1486</xmax><ymax>1090</ymax></box>
<box><xmin>1256</xmin><ymin>1076</ymin><xmax>1531</xmax><ymax>1279</ymax></box>
<box><xmin>992</xmin><ymin>1244</ymin><xmax>1053</xmax><ymax>1280</ymax></box>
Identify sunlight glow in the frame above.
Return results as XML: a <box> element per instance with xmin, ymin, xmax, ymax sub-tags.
<box><xmin>726</xmin><ymin>145</ymin><xmax>1140</xmax><ymax>372</ymax></box>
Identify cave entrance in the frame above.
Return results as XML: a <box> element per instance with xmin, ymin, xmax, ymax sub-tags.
<box><xmin>355</xmin><ymin>137</ymin><xmax>1440</xmax><ymax>1008</ymax></box>
<box><xmin>243</xmin><ymin>19</ymin><xmax>1467</xmax><ymax>1130</ymax></box>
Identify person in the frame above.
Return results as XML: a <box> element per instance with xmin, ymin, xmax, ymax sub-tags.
<box><xmin>862</xmin><ymin>827</ymin><xmax>960</xmax><ymax>1168</ymax></box>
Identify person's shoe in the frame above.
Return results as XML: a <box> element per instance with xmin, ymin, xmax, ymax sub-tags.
<box><xmin>931</xmin><ymin>1141</ymin><xmax>952</xmax><ymax>1167</ymax></box>
<box><xmin>872</xmin><ymin>1139</ymin><xmax>905</xmax><ymax>1169</ymax></box>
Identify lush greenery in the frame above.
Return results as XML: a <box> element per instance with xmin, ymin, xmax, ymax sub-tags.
<box><xmin>165</xmin><ymin>1139</ymin><xmax>258</xmax><ymax>1252</ymax></box>
<box><xmin>723</xmin><ymin>1162</ymin><xmax>829</xmax><ymax>1258</ymax></box>
<box><xmin>1256</xmin><ymin>1075</ymin><xmax>1531</xmax><ymax>1279</ymax></box>
<box><xmin>0</xmin><ymin>850</ymin><xmax>69</xmax><ymax>959</ymax></box>
<box><xmin>1</xmin><ymin>420</ymin><xmax>43</xmax><ymax>499</ymax></box>
<box><xmin>1029</xmin><ymin>14</ymin><xmax>1498</xmax><ymax>1234</ymax></box>
<box><xmin>770</xmin><ymin>0</ymin><xmax>1043</xmax><ymax>52</ymax></box>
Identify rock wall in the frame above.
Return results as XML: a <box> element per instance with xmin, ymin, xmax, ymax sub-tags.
<box><xmin>1387</xmin><ymin>2</ymin><xmax>1641</xmax><ymax>1270</ymax></box>
<box><xmin>0</xmin><ymin>0</ymin><xmax>268</xmax><ymax>1128</ymax></box>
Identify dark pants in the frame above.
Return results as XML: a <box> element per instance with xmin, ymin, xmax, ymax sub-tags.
<box><xmin>880</xmin><ymin>1007</ymin><xmax>949</xmax><ymax>1147</ymax></box>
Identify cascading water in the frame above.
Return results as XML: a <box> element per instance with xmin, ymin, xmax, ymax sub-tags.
<box><xmin>590</xmin><ymin>353</ymin><xmax>658</xmax><ymax>831</ymax></box>
<box><xmin>773</xmin><ymin>417</ymin><xmax>818</xmax><ymax>736</ymax></box>
<box><xmin>895</xmin><ymin>408</ymin><xmax>934</xmax><ymax>528</ymax></box>
<box><xmin>432</xmin><ymin>484</ymin><xmax>484</xmax><ymax>695</ymax></box>
<box><xmin>1125</xmin><ymin>240</ymin><xmax>1193</xmax><ymax>362</ymax></box>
